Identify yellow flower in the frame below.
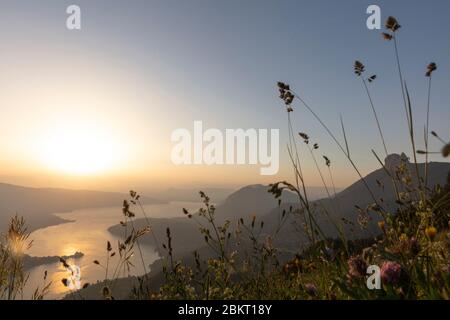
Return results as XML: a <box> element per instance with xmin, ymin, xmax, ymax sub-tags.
<box><xmin>399</xmin><ymin>233</ymin><xmax>408</xmax><ymax>242</ymax></box>
<box><xmin>385</xmin><ymin>16</ymin><xmax>401</xmax><ymax>32</ymax></box>
<box><xmin>425</xmin><ymin>226</ymin><xmax>437</xmax><ymax>241</ymax></box>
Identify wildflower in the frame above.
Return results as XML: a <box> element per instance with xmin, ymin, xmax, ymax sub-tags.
<box><xmin>425</xmin><ymin>226</ymin><xmax>437</xmax><ymax>240</ymax></box>
<box><xmin>442</xmin><ymin>143</ymin><xmax>450</xmax><ymax>158</ymax></box>
<box><xmin>122</xmin><ymin>200</ymin><xmax>135</xmax><ymax>218</ymax></box>
<box><xmin>304</xmin><ymin>283</ymin><xmax>318</xmax><ymax>296</ymax></box>
<box><xmin>376</xmin><ymin>179</ymin><xmax>383</xmax><ymax>188</ymax></box>
<box><xmin>323</xmin><ymin>155</ymin><xmax>331</xmax><ymax>167</ymax></box>
<box><xmin>182</xmin><ymin>208</ymin><xmax>193</xmax><ymax>218</ymax></box>
<box><xmin>277</xmin><ymin>81</ymin><xmax>290</xmax><ymax>91</ymax></box>
<box><xmin>442</xmin><ymin>264</ymin><xmax>450</xmax><ymax>275</ymax></box>
<box><xmin>285</xmin><ymin>92</ymin><xmax>294</xmax><ymax>105</ymax></box>
<box><xmin>265</xmin><ymin>235</ymin><xmax>273</xmax><ymax>251</ymax></box>
<box><xmin>408</xmin><ymin>237</ymin><xmax>420</xmax><ymax>256</ymax></box>
<box><xmin>426</xmin><ymin>62</ymin><xmax>437</xmax><ymax>77</ymax></box>
<box><xmin>283</xmin><ymin>255</ymin><xmax>303</xmax><ymax>275</ymax></box>
<box><xmin>277</xmin><ymin>81</ymin><xmax>295</xmax><ymax>107</ymax></box>
<box><xmin>367</xmin><ymin>75</ymin><xmax>377</xmax><ymax>83</ymax></box>
<box><xmin>382</xmin><ymin>32</ymin><xmax>393</xmax><ymax>40</ymax></box>
<box><xmin>322</xmin><ymin>246</ymin><xmax>334</xmax><ymax>260</ymax></box>
<box><xmin>328</xmin><ymin>292</ymin><xmax>337</xmax><ymax>300</ymax></box>
<box><xmin>397</xmin><ymin>235</ymin><xmax>420</xmax><ymax>256</ymax></box>
<box><xmin>378</xmin><ymin>220</ymin><xmax>385</xmax><ymax>231</ymax></box>
<box><xmin>385</xmin><ymin>16</ymin><xmax>401</xmax><ymax>32</ymax></box>
<box><xmin>354</xmin><ymin>60</ymin><xmax>365</xmax><ymax>76</ymax></box>
<box><xmin>380</xmin><ymin>261</ymin><xmax>402</xmax><ymax>285</ymax></box>
<box><xmin>399</xmin><ymin>233</ymin><xmax>408</xmax><ymax>242</ymax></box>
<box><xmin>122</xmin><ymin>200</ymin><xmax>129</xmax><ymax>215</ymax></box>
<box><xmin>347</xmin><ymin>255</ymin><xmax>367</xmax><ymax>279</ymax></box>
<box><xmin>298</xmin><ymin>132</ymin><xmax>309</xmax><ymax>143</ymax></box>
<box><xmin>357</xmin><ymin>208</ymin><xmax>370</xmax><ymax>229</ymax></box>
<box><xmin>59</xmin><ymin>257</ymin><xmax>70</xmax><ymax>269</ymax></box>
<box><xmin>102</xmin><ymin>286</ymin><xmax>111</xmax><ymax>298</ymax></box>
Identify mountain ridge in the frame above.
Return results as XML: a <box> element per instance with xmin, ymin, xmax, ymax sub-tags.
<box><xmin>0</xmin><ymin>182</ymin><xmax>164</xmax><ymax>231</ymax></box>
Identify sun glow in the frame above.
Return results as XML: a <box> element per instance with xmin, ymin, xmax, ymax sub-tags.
<box><xmin>39</xmin><ymin>122</ymin><xmax>119</xmax><ymax>175</ymax></box>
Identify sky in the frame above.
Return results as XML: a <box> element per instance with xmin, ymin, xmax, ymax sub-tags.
<box><xmin>0</xmin><ymin>0</ymin><xmax>449</xmax><ymax>193</ymax></box>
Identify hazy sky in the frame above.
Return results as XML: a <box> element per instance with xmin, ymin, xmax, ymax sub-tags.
<box><xmin>0</xmin><ymin>0</ymin><xmax>449</xmax><ymax>192</ymax></box>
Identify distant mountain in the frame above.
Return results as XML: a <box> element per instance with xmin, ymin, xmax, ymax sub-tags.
<box><xmin>153</xmin><ymin>187</ymin><xmax>234</xmax><ymax>203</ymax></box>
<box><xmin>214</xmin><ymin>184</ymin><xmax>297</xmax><ymax>222</ymax></box>
<box><xmin>336</xmin><ymin>154</ymin><xmax>450</xmax><ymax>208</ymax></box>
<box><xmin>110</xmin><ymin>155</ymin><xmax>450</xmax><ymax>249</ymax></box>
<box><xmin>261</xmin><ymin>154</ymin><xmax>450</xmax><ymax>248</ymax></box>
<box><xmin>211</xmin><ymin>184</ymin><xmax>340</xmax><ymax>222</ymax></box>
<box><xmin>108</xmin><ymin>184</ymin><xmax>338</xmax><ymax>254</ymax></box>
<box><xmin>0</xmin><ymin>183</ymin><xmax>163</xmax><ymax>231</ymax></box>
<box><xmin>107</xmin><ymin>184</ymin><xmax>289</xmax><ymax>259</ymax></box>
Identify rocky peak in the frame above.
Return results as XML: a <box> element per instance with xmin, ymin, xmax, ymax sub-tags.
<box><xmin>384</xmin><ymin>153</ymin><xmax>409</xmax><ymax>170</ymax></box>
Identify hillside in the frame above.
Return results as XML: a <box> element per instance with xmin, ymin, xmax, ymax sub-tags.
<box><xmin>262</xmin><ymin>155</ymin><xmax>450</xmax><ymax>248</ymax></box>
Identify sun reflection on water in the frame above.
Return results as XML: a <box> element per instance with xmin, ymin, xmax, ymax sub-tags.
<box><xmin>24</xmin><ymin>202</ymin><xmax>199</xmax><ymax>299</ymax></box>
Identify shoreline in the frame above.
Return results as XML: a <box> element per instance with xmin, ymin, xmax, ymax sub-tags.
<box><xmin>23</xmin><ymin>251</ymin><xmax>85</xmax><ymax>270</ymax></box>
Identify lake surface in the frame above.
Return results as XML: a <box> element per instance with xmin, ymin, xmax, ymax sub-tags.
<box><xmin>23</xmin><ymin>201</ymin><xmax>201</xmax><ymax>299</ymax></box>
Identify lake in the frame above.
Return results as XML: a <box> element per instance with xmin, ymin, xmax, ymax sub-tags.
<box><xmin>23</xmin><ymin>201</ymin><xmax>202</xmax><ymax>299</ymax></box>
